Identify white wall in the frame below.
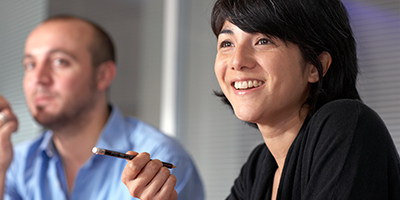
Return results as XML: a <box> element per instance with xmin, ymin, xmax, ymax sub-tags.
<box><xmin>0</xmin><ymin>0</ymin><xmax>47</xmax><ymax>144</ymax></box>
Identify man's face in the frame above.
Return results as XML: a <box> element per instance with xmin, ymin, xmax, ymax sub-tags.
<box><xmin>22</xmin><ymin>20</ymin><xmax>99</xmax><ymax>129</ymax></box>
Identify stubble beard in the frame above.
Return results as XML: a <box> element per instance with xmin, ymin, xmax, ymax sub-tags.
<box><xmin>33</xmin><ymin>77</ymin><xmax>98</xmax><ymax>132</ymax></box>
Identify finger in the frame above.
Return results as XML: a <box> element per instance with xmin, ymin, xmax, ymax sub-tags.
<box><xmin>122</xmin><ymin>152</ymin><xmax>155</xmax><ymax>197</ymax></box>
<box><xmin>0</xmin><ymin>96</ymin><xmax>10</xmax><ymax>110</ymax></box>
<box><xmin>0</xmin><ymin>96</ymin><xmax>12</xmax><ymax>126</ymax></box>
<box><xmin>0</xmin><ymin>121</ymin><xmax>18</xmax><ymax>156</ymax></box>
<box><xmin>126</xmin><ymin>151</ymin><xmax>139</xmax><ymax>156</ymax></box>
<box><xmin>0</xmin><ymin>109</ymin><xmax>18</xmax><ymax>137</ymax></box>
<box><xmin>0</xmin><ymin>120</ymin><xmax>18</xmax><ymax>138</ymax></box>
<box><xmin>135</xmin><ymin>158</ymin><xmax>163</xmax><ymax>187</ymax></box>
<box><xmin>0</xmin><ymin>113</ymin><xmax>6</xmax><ymax>127</ymax></box>
<box><xmin>121</xmin><ymin>151</ymin><xmax>144</xmax><ymax>183</ymax></box>
<box><xmin>171</xmin><ymin>190</ymin><xmax>178</xmax><ymax>200</ymax></box>
<box><xmin>125</xmin><ymin>151</ymin><xmax>139</xmax><ymax>161</ymax></box>
<box><xmin>128</xmin><ymin>152</ymin><xmax>151</xmax><ymax>178</ymax></box>
<box><xmin>0</xmin><ymin>109</ymin><xmax>17</xmax><ymax>122</ymax></box>
<box><xmin>141</xmin><ymin>165</ymin><xmax>172</xmax><ymax>198</ymax></box>
<box><xmin>128</xmin><ymin>159</ymin><xmax>165</xmax><ymax>198</ymax></box>
<box><xmin>0</xmin><ymin>120</ymin><xmax>16</xmax><ymax>148</ymax></box>
<box><xmin>0</xmin><ymin>109</ymin><xmax>10</xmax><ymax>127</ymax></box>
<box><xmin>0</xmin><ymin>109</ymin><xmax>17</xmax><ymax>172</ymax></box>
<box><xmin>0</xmin><ymin>111</ymin><xmax>6</xmax><ymax>122</ymax></box>
<box><xmin>156</xmin><ymin>174</ymin><xmax>177</xmax><ymax>200</ymax></box>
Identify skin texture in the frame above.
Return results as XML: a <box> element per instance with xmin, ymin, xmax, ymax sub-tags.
<box><xmin>23</xmin><ymin>20</ymin><xmax>99</xmax><ymax>131</ymax></box>
<box><xmin>121</xmin><ymin>151</ymin><xmax>178</xmax><ymax>200</ymax></box>
<box><xmin>215</xmin><ymin>21</ymin><xmax>318</xmax><ymax>127</ymax></box>
<box><xmin>0</xmin><ymin>97</ymin><xmax>18</xmax><ymax>200</ymax></box>
<box><xmin>21</xmin><ymin>19</ymin><xmax>111</xmax><ymax>192</ymax></box>
<box><xmin>214</xmin><ymin>21</ymin><xmax>331</xmax><ymax>199</ymax></box>
<box><xmin>0</xmin><ymin>17</ymin><xmax>177</xmax><ymax>200</ymax></box>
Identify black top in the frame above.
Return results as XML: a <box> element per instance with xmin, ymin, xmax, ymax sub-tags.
<box><xmin>227</xmin><ymin>99</ymin><xmax>400</xmax><ymax>200</ymax></box>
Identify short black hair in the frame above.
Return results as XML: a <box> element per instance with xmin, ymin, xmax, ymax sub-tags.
<box><xmin>211</xmin><ymin>0</ymin><xmax>361</xmax><ymax>125</ymax></box>
<box><xmin>44</xmin><ymin>15</ymin><xmax>116</xmax><ymax>68</ymax></box>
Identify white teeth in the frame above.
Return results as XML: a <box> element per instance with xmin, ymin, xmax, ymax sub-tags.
<box><xmin>241</xmin><ymin>81</ymin><xmax>248</xmax><ymax>89</ymax></box>
<box><xmin>234</xmin><ymin>80</ymin><xmax>264</xmax><ymax>90</ymax></box>
<box><xmin>248</xmin><ymin>81</ymin><xmax>253</xmax><ymax>88</ymax></box>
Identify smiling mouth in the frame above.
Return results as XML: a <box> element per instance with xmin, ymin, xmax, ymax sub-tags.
<box><xmin>233</xmin><ymin>80</ymin><xmax>265</xmax><ymax>90</ymax></box>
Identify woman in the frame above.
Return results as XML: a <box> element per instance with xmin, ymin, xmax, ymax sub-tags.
<box><xmin>212</xmin><ymin>0</ymin><xmax>400</xmax><ymax>199</ymax></box>
<box><xmin>121</xmin><ymin>0</ymin><xmax>400</xmax><ymax>199</ymax></box>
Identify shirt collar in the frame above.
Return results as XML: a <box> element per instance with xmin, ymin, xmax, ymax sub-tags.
<box><xmin>94</xmin><ymin>104</ymin><xmax>134</xmax><ymax>153</ymax></box>
<box><xmin>37</xmin><ymin>130</ymin><xmax>56</xmax><ymax>158</ymax></box>
<box><xmin>37</xmin><ymin>104</ymin><xmax>134</xmax><ymax>158</ymax></box>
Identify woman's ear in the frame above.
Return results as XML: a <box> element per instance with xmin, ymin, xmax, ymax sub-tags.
<box><xmin>96</xmin><ymin>61</ymin><xmax>116</xmax><ymax>91</ymax></box>
<box><xmin>308</xmin><ymin>51</ymin><xmax>332</xmax><ymax>83</ymax></box>
<box><xmin>319</xmin><ymin>51</ymin><xmax>332</xmax><ymax>77</ymax></box>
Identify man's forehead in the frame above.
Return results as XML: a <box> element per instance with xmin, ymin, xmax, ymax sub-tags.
<box><xmin>24</xmin><ymin>23</ymin><xmax>93</xmax><ymax>63</ymax></box>
<box><xmin>26</xmin><ymin>20</ymin><xmax>93</xmax><ymax>49</ymax></box>
<box><xmin>29</xmin><ymin>20</ymin><xmax>89</xmax><ymax>44</ymax></box>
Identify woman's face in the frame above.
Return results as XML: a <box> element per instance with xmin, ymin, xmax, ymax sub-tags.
<box><xmin>214</xmin><ymin>21</ymin><xmax>319</xmax><ymax>126</ymax></box>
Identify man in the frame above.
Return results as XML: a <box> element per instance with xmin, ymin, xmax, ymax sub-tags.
<box><xmin>0</xmin><ymin>15</ymin><xmax>203</xmax><ymax>200</ymax></box>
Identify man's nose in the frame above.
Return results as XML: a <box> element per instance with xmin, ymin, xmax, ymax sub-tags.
<box><xmin>33</xmin><ymin>61</ymin><xmax>52</xmax><ymax>85</ymax></box>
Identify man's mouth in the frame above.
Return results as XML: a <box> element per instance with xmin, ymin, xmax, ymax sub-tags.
<box><xmin>233</xmin><ymin>80</ymin><xmax>265</xmax><ymax>90</ymax></box>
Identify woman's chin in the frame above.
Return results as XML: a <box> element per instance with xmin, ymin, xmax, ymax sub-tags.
<box><xmin>234</xmin><ymin>111</ymin><xmax>260</xmax><ymax>124</ymax></box>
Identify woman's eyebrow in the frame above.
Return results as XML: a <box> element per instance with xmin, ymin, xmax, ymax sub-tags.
<box><xmin>219</xmin><ymin>29</ymin><xmax>233</xmax><ymax>36</ymax></box>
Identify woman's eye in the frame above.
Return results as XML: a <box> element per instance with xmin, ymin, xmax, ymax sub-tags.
<box><xmin>257</xmin><ymin>38</ymin><xmax>271</xmax><ymax>45</ymax></box>
<box><xmin>220</xmin><ymin>41</ymin><xmax>234</xmax><ymax>48</ymax></box>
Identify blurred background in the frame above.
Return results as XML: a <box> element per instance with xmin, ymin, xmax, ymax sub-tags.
<box><xmin>0</xmin><ymin>0</ymin><xmax>399</xmax><ymax>199</ymax></box>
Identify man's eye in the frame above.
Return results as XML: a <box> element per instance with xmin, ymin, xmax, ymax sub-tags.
<box><xmin>53</xmin><ymin>58</ymin><xmax>69</xmax><ymax>66</ymax></box>
<box><xmin>23</xmin><ymin>62</ymin><xmax>35</xmax><ymax>70</ymax></box>
<box><xmin>220</xmin><ymin>41</ymin><xmax>234</xmax><ymax>48</ymax></box>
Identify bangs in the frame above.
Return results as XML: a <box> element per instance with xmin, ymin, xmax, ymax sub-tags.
<box><xmin>211</xmin><ymin>0</ymin><xmax>289</xmax><ymax>41</ymax></box>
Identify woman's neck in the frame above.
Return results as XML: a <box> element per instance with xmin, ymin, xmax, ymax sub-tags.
<box><xmin>258</xmin><ymin>108</ymin><xmax>308</xmax><ymax>168</ymax></box>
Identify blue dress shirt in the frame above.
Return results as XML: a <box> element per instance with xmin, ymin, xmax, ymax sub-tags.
<box><xmin>5</xmin><ymin>105</ymin><xmax>204</xmax><ymax>200</ymax></box>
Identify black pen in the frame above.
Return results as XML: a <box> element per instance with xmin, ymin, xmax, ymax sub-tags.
<box><xmin>92</xmin><ymin>147</ymin><xmax>176</xmax><ymax>169</ymax></box>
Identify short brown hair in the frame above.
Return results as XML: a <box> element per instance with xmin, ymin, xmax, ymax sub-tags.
<box><xmin>44</xmin><ymin>15</ymin><xmax>116</xmax><ymax>68</ymax></box>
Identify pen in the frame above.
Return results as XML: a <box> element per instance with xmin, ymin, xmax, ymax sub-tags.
<box><xmin>92</xmin><ymin>147</ymin><xmax>176</xmax><ymax>169</ymax></box>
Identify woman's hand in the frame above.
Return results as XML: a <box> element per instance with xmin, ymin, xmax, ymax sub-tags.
<box><xmin>121</xmin><ymin>151</ymin><xmax>178</xmax><ymax>200</ymax></box>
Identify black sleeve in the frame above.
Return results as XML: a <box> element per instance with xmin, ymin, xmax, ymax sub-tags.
<box><xmin>303</xmin><ymin>100</ymin><xmax>400</xmax><ymax>200</ymax></box>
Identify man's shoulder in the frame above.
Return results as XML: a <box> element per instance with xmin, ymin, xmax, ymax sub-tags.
<box><xmin>124</xmin><ymin>117</ymin><xmax>187</xmax><ymax>155</ymax></box>
<box><xmin>10</xmin><ymin>133</ymin><xmax>48</xmax><ymax>171</ymax></box>
<box><xmin>14</xmin><ymin>133</ymin><xmax>47</xmax><ymax>156</ymax></box>
<box><xmin>126</xmin><ymin>117</ymin><xmax>176</xmax><ymax>141</ymax></box>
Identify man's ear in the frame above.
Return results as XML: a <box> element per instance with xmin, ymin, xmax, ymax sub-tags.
<box><xmin>96</xmin><ymin>61</ymin><xmax>116</xmax><ymax>91</ymax></box>
<box><xmin>308</xmin><ymin>51</ymin><xmax>332</xmax><ymax>83</ymax></box>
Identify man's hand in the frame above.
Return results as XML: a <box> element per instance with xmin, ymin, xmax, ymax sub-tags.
<box><xmin>121</xmin><ymin>151</ymin><xmax>178</xmax><ymax>200</ymax></box>
<box><xmin>0</xmin><ymin>95</ymin><xmax>18</xmax><ymax>200</ymax></box>
<box><xmin>0</xmin><ymin>96</ymin><xmax>18</xmax><ymax>173</ymax></box>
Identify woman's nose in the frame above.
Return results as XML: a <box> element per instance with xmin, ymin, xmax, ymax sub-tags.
<box><xmin>230</xmin><ymin>45</ymin><xmax>256</xmax><ymax>70</ymax></box>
